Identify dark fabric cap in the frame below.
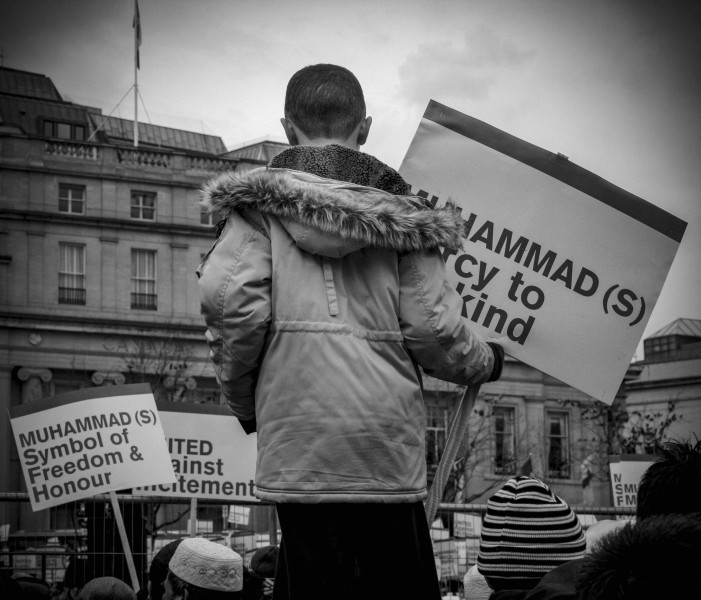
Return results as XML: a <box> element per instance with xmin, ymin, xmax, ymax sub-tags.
<box><xmin>149</xmin><ymin>538</ymin><xmax>184</xmax><ymax>583</ymax></box>
<box><xmin>250</xmin><ymin>545</ymin><xmax>279</xmax><ymax>578</ymax></box>
<box><xmin>79</xmin><ymin>576</ymin><xmax>136</xmax><ymax>600</ymax></box>
<box><xmin>11</xmin><ymin>574</ymin><xmax>50</xmax><ymax>600</ymax></box>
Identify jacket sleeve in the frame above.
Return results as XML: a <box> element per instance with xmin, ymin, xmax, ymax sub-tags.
<box><xmin>398</xmin><ymin>249</ymin><xmax>495</xmax><ymax>385</ymax></box>
<box><xmin>197</xmin><ymin>212</ymin><xmax>272</xmax><ymax>422</ymax></box>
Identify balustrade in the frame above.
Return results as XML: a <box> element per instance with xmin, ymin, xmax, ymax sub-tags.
<box><xmin>186</xmin><ymin>155</ymin><xmax>237</xmax><ymax>173</ymax></box>
<box><xmin>44</xmin><ymin>141</ymin><xmax>99</xmax><ymax>161</ymax></box>
<box><xmin>117</xmin><ymin>148</ymin><xmax>170</xmax><ymax>168</ymax></box>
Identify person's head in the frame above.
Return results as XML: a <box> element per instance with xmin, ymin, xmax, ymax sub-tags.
<box><xmin>462</xmin><ymin>565</ymin><xmax>492</xmax><ymax>600</ymax></box>
<box><xmin>477</xmin><ymin>476</ymin><xmax>586</xmax><ymax>591</ymax></box>
<box><xmin>147</xmin><ymin>538</ymin><xmax>183</xmax><ymax>600</ymax></box>
<box><xmin>280</xmin><ymin>63</ymin><xmax>371</xmax><ymax>149</ymax></box>
<box><xmin>248</xmin><ymin>545</ymin><xmax>278</xmax><ymax>580</ymax></box>
<box><xmin>584</xmin><ymin>519</ymin><xmax>630</xmax><ymax>554</ymax></box>
<box><xmin>78</xmin><ymin>576</ymin><xmax>136</xmax><ymax>600</ymax></box>
<box><xmin>164</xmin><ymin>538</ymin><xmax>243</xmax><ymax>600</ymax></box>
<box><xmin>575</xmin><ymin>513</ymin><xmax>701</xmax><ymax>600</ymax></box>
<box><xmin>11</xmin><ymin>573</ymin><xmax>51</xmax><ymax>600</ymax></box>
<box><xmin>1</xmin><ymin>572</ymin><xmax>24</xmax><ymax>599</ymax></box>
<box><xmin>636</xmin><ymin>438</ymin><xmax>701</xmax><ymax>519</ymax></box>
<box><xmin>247</xmin><ymin>546</ymin><xmax>278</xmax><ymax>599</ymax></box>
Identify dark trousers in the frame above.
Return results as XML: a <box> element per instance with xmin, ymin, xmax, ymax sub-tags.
<box><xmin>273</xmin><ymin>502</ymin><xmax>441</xmax><ymax>600</ymax></box>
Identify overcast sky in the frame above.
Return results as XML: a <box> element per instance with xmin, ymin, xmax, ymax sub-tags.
<box><xmin>2</xmin><ymin>0</ymin><xmax>700</xmax><ymax>357</ymax></box>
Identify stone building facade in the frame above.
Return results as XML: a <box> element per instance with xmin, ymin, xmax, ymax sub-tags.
<box><xmin>0</xmin><ymin>66</ymin><xmax>243</xmax><ymax>534</ymax></box>
<box><xmin>4</xmin><ymin>66</ymin><xmax>697</xmax><ymax>542</ymax></box>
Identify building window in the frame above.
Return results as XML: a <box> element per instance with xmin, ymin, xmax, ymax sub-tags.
<box><xmin>43</xmin><ymin>120</ymin><xmax>86</xmax><ymax>141</ymax></box>
<box><xmin>131</xmin><ymin>191</ymin><xmax>156</xmax><ymax>221</ymax></box>
<box><xmin>546</xmin><ymin>411</ymin><xmax>570</xmax><ymax>479</ymax></box>
<box><xmin>200</xmin><ymin>208</ymin><xmax>214</xmax><ymax>226</ymax></box>
<box><xmin>59</xmin><ymin>184</ymin><xmax>85</xmax><ymax>214</ymax></box>
<box><xmin>426</xmin><ymin>405</ymin><xmax>450</xmax><ymax>466</ymax></box>
<box><xmin>58</xmin><ymin>243</ymin><xmax>86</xmax><ymax>305</ymax></box>
<box><xmin>493</xmin><ymin>406</ymin><xmax>516</xmax><ymax>475</ymax></box>
<box><xmin>131</xmin><ymin>249</ymin><xmax>157</xmax><ymax>310</ymax></box>
<box><xmin>644</xmin><ymin>335</ymin><xmax>677</xmax><ymax>360</ymax></box>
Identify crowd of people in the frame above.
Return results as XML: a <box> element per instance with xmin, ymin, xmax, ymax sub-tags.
<box><xmin>0</xmin><ymin>539</ymin><xmax>277</xmax><ymax>600</ymax></box>
<box><xmin>3</xmin><ymin>437</ymin><xmax>699</xmax><ymax>599</ymax></box>
<box><xmin>464</xmin><ymin>438</ymin><xmax>701</xmax><ymax>600</ymax></box>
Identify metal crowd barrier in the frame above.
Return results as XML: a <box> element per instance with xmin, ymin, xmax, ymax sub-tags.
<box><xmin>0</xmin><ymin>492</ymin><xmax>635</xmax><ymax>597</ymax></box>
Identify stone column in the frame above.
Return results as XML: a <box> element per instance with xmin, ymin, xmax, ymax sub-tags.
<box><xmin>525</xmin><ymin>396</ymin><xmax>545</xmax><ymax>476</ymax></box>
<box><xmin>0</xmin><ymin>366</ymin><xmax>13</xmax><ymax>493</ymax></box>
<box><xmin>91</xmin><ymin>371</ymin><xmax>126</xmax><ymax>386</ymax></box>
<box><xmin>26</xmin><ymin>232</ymin><xmax>46</xmax><ymax>307</ymax></box>
<box><xmin>100</xmin><ymin>236</ymin><xmax>118</xmax><ymax>311</ymax></box>
<box><xmin>16</xmin><ymin>367</ymin><xmax>53</xmax><ymax>530</ymax></box>
<box><xmin>170</xmin><ymin>243</ymin><xmax>189</xmax><ymax>316</ymax></box>
<box><xmin>17</xmin><ymin>367</ymin><xmax>53</xmax><ymax>404</ymax></box>
<box><xmin>0</xmin><ymin>249</ymin><xmax>10</xmax><ymax>305</ymax></box>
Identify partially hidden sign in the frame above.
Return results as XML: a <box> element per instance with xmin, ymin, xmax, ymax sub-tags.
<box><xmin>135</xmin><ymin>402</ymin><xmax>258</xmax><ymax>502</ymax></box>
<box><xmin>609</xmin><ymin>454</ymin><xmax>656</xmax><ymax>509</ymax></box>
<box><xmin>399</xmin><ymin>100</ymin><xmax>687</xmax><ymax>403</ymax></box>
<box><xmin>9</xmin><ymin>384</ymin><xmax>175</xmax><ymax>511</ymax></box>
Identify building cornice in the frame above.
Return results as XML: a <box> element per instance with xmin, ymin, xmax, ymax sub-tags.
<box><xmin>0</xmin><ymin>208</ymin><xmax>219</xmax><ymax>238</ymax></box>
<box><xmin>0</xmin><ymin>312</ymin><xmax>205</xmax><ymax>336</ymax></box>
<box><xmin>0</xmin><ymin>160</ymin><xmax>214</xmax><ymax>189</ymax></box>
<box><xmin>625</xmin><ymin>376</ymin><xmax>701</xmax><ymax>391</ymax></box>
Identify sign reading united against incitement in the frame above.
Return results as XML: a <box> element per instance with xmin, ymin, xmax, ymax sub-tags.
<box><xmin>9</xmin><ymin>383</ymin><xmax>175</xmax><ymax>511</ymax></box>
<box><xmin>400</xmin><ymin>101</ymin><xmax>687</xmax><ymax>404</ymax></box>
<box><xmin>135</xmin><ymin>401</ymin><xmax>258</xmax><ymax>502</ymax></box>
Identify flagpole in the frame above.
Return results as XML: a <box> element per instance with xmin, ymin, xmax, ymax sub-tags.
<box><xmin>133</xmin><ymin>0</ymin><xmax>139</xmax><ymax>148</ymax></box>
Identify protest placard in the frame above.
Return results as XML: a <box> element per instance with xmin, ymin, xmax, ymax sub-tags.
<box><xmin>399</xmin><ymin>101</ymin><xmax>687</xmax><ymax>404</ymax></box>
<box><xmin>609</xmin><ymin>454</ymin><xmax>656</xmax><ymax>509</ymax></box>
<box><xmin>453</xmin><ymin>512</ymin><xmax>482</xmax><ymax>538</ymax></box>
<box><xmin>135</xmin><ymin>402</ymin><xmax>258</xmax><ymax>502</ymax></box>
<box><xmin>228</xmin><ymin>505</ymin><xmax>251</xmax><ymax>526</ymax></box>
<box><xmin>9</xmin><ymin>383</ymin><xmax>175</xmax><ymax>511</ymax></box>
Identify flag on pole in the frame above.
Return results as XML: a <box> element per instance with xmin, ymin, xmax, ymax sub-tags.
<box><xmin>133</xmin><ymin>0</ymin><xmax>142</xmax><ymax>69</ymax></box>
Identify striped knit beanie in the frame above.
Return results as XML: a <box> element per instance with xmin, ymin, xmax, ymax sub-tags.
<box><xmin>477</xmin><ymin>476</ymin><xmax>586</xmax><ymax>591</ymax></box>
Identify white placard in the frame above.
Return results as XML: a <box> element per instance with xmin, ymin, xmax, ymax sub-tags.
<box><xmin>228</xmin><ymin>505</ymin><xmax>251</xmax><ymax>525</ymax></box>
<box><xmin>609</xmin><ymin>454</ymin><xmax>656</xmax><ymax>508</ymax></box>
<box><xmin>136</xmin><ymin>402</ymin><xmax>258</xmax><ymax>502</ymax></box>
<box><xmin>454</xmin><ymin>512</ymin><xmax>482</xmax><ymax>538</ymax></box>
<box><xmin>400</xmin><ymin>101</ymin><xmax>686</xmax><ymax>403</ymax></box>
<box><xmin>9</xmin><ymin>384</ymin><xmax>175</xmax><ymax>511</ymax></box>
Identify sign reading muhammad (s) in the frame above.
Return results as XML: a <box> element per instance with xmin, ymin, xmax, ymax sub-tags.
<box><xmin>399</xmin><ymin>101</ymin><xmax>687</xmax><ymax>404</ymax></box>
<box><xmin>9</xmin><ymin>384</ymin><xmax>175</xmax><ymax>511</ymax></box>
<box><xmin>135</xmin><ymin>402</ymin><xmax>258</xmax><ymax>502</ymax></box>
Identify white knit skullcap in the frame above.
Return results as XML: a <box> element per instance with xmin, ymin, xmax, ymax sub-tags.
<box><xmin>169</xmin><ymin>537</ymin><xmax>243</xmax><ymax>592</ymax></box>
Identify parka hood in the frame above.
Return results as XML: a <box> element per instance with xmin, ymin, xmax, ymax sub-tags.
<box><xmin>201</xmin><ymin>168</ymin><xmax>465</xmax><ymax>257</ymax></box>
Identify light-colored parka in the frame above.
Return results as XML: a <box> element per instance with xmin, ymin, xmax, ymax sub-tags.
<box><xmin>197</xmin><ymin>167</ymin><xmax>495</xmax><ymax>503</ymax></box>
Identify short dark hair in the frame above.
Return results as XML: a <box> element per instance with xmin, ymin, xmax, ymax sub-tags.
<box><xmin>575</xmin><ymin>514</ymin><xmax>701</xmax><ymax>600</ymax></box>
<box><xmin>284</xmin><ymin>64</ymin><xmax>366</xmax><ymax>139</ymax></box>
<box><xmin>636</xmin><ymin>438</ymin><xmax>701</xmax><ymax>519</ymax></box>
<box><xmin>149</xmin><ymin>538</ymin><xmax>183</xmax><ymax>600</ymax></box>
<box><xmin>166</xmin><ymin>570</ymin><xmax>241</xmax><ymax>600</ymax></box>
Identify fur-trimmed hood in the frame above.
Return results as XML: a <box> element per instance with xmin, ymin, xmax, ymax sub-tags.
<box><xmin>201</xmin><ymin>167</ymin><xmax>465</xmax><ymax>257</ymax></box>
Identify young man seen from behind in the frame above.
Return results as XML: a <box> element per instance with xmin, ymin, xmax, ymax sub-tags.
<box><xmin>197</xmin><ymin>64</ymin><xmax>504</xmax><ymax>600</ymax></box>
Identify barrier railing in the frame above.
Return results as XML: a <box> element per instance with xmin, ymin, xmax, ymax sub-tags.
<box><xmin>0</xmin><ymin>492</ymin><xmax>635</xmax><ymax>597</ymax></box>
<box><xmin>0</xmin><ymin>492</ymin><xmax>276</xmax><ymax>592</ymax></box>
